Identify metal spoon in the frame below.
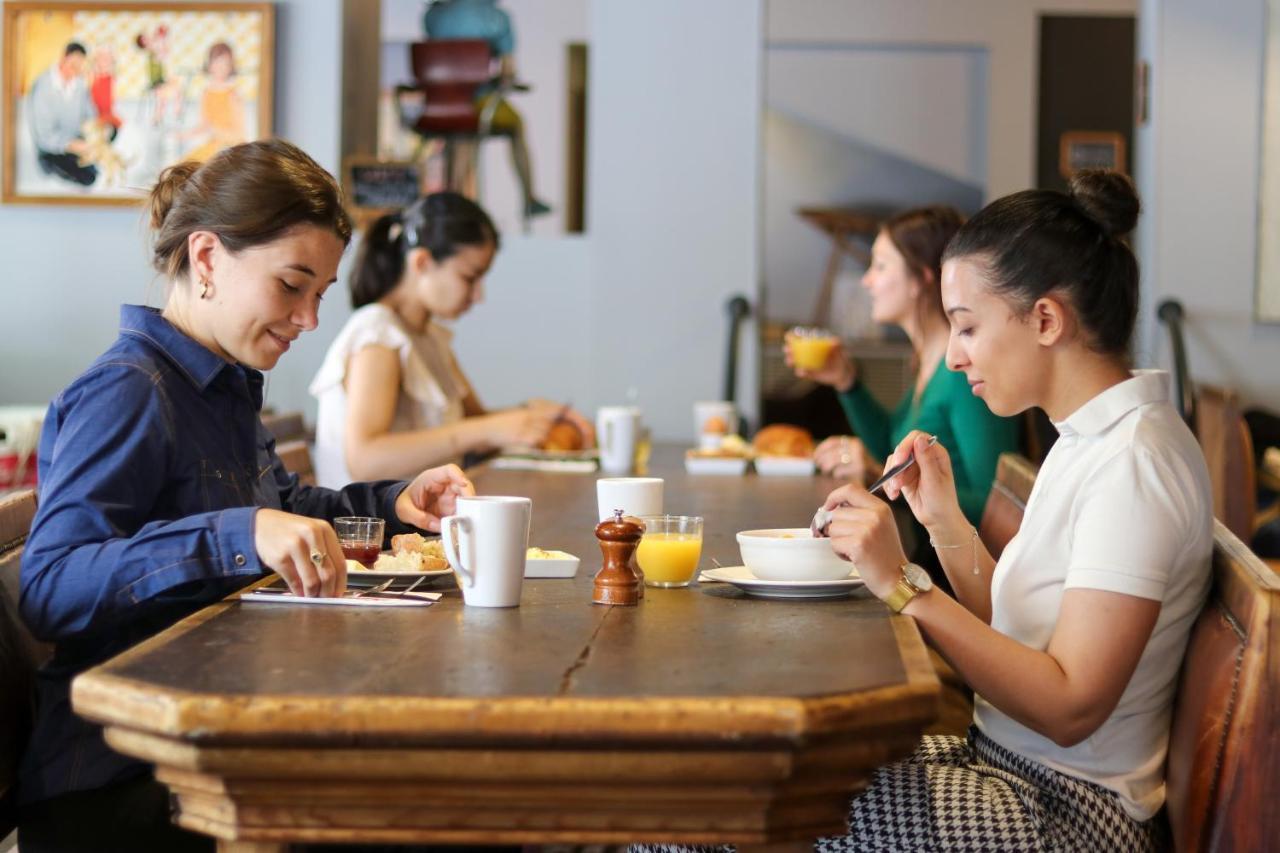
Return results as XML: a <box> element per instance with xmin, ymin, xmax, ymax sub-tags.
<box><xmin>812</xmin><ymin>435</ymin><xmax>939</xmax><ymax>537</ymax></box>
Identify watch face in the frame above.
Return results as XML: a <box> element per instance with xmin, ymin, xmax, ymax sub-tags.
<box><xmin>903</xmin><ymin>562</ymin><xmax>933</xmax><ymax>591</ymax></box>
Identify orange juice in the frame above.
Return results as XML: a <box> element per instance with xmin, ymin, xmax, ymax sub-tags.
<box><xmin>636</xmin><ymin>532</ymin><xmax>702</xmax><ymax>586</ymax></box>
<box><xmin>787</xmin><ymin>333</ymin><xmax>838</xmax><ymax>370</ymax></box>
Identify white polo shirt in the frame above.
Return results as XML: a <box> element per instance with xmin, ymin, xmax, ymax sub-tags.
<box><xmin>974</xmin><ymin>371</ymin><xmax>1213</xmax><ymax>821</ymax></box>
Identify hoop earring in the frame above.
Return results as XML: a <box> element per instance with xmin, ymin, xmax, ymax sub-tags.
<box><xmin>200</xmin><ymin>278</ymin><xmax>211</xmax><ymax>299</ymax></box>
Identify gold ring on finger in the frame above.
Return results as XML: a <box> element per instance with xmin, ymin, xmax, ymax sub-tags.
<box><xmin>310</xmin><ymin>551</ymin><xmax>326</xmax><ymax>567</ymax></box>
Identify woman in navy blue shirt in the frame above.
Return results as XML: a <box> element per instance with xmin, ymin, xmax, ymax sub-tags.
<box><xmin>17</xmin><ymin>138</ymin><xmax>473</xmax><ymax>852</ymax></box>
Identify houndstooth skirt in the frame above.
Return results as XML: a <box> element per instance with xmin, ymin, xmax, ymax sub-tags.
<box><xmin>632</xmin><ymin>727</ymin><xmax>1159</xmax><ymax>853</ymax></box>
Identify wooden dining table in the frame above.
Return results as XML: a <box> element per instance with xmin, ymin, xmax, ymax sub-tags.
<box><xmin>72</xmin><ymin>445</ymin><xmax>940</xmax><ymax>852</ymax></box>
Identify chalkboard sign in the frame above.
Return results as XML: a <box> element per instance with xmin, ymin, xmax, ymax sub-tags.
<box><xmin>345</xmin><ymin>158</ymin><xmax>422</xmax><ymax>219</ymax></box>
<box><xmin>1058</xmin><ymin>131</ymin><xmax>1125</xmax><ymax>179</ymax></box>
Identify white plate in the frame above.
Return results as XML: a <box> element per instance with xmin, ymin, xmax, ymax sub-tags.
<box><xmin>698</xmin><ymin>565</ymin><xmax>864</xmax><ymax>599</ymax></box>
<box><xmin>524</xmin><ymin>550</ymin><xmax>580</xmax><ymax>578</ymax></box>
<box><xmin>753</xmin><ymin>456</ymin><xmax>816</xmax><ymax>476</ymax></box>
<box><xmin>684</xmin><ymin>455</ymin><xmax>750</xmax><ymax>475</ymax></box>
<box><xmin>346</xmin><ymin>559</ymin><xmax>454</xmax><ymax>582</ymax></box>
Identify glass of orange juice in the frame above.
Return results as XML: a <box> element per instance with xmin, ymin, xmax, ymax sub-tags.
<box><xmin>786</xmin><ymin>326</ymin><xmax>839</xmax><ymax>371</ymax></box>
<box><xmin>636</xmin><ymin>515</ymin><xmax>703</xmax><ymax>587</ymax></box>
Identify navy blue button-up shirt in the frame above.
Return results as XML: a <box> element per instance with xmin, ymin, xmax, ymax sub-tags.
<box><xmin>19</xmin><ymin>305</ymin><xmax>414</xmax><ymax>805</ymax></box>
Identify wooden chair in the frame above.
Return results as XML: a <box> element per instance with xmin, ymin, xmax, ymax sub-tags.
<box><xmin>276</xmin><ymin>440</ymin><xmax>316</xmax><ymax>487</ymax></box>
<box><xmin>1163</xmin><ymin>522</ymin><xmax>1279</xmax><ymax>851</ymax></box>
<box><xmin>977</xmin><ymin>452</ymin><xmax>1038</xmax><ymax>559</ymax></box>
<box><xmin>975</xmin><ymin>452</ymin><xmax>1279</xmax><ymax>849</ymax></box>
<box><xmin>1194</xmin><ymin>383</ymin><xmax>1257</xmax><ymax>543</ymax></box>
<box><xmin>260</xmin><ymin>410</ymin><xmax>308</xmax><ymax>444</ymax></box>
<box><xmin>0</xmin><ymin>489</ymin><xmax>49</xmax><ymax>838</ymax></box>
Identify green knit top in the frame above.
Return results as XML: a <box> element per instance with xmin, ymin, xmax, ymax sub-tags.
<box><xmin>836</xmin><ymin>358</ymin><xmax>1020</xmax><ymax>525</ymax></box>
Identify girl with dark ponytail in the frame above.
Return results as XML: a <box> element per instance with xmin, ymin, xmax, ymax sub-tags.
<box><xmin>309</xmin><ymin>192</ymin><xmax>593</xmax><ymax>487</ymax></box>
<box><xmin>645</xmin><ymin>172</ymin><xmax>1212</xmax><ymax>852</ymax></box>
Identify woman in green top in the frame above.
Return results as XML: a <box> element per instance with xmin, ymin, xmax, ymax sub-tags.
<box><xmin>789</xmin><ymin>206</ymin><xmax>1019</xmax><ymax>567</ymax></box>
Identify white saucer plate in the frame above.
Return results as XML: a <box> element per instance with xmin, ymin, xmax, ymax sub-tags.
<box><xmin>698</xmin><ymin>565</ymin><xmax>864</xmax><ymax>599</ymax></box>
<box><xmin>346</xmin><ymin>564</ymin><xmax>455</xmax><ymax>582</ymax></box>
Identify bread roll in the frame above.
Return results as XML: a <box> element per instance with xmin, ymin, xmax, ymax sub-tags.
<box><xmin>541</xmin><ymin>420</ymin><xmax>585</xmax><ymax>452</ymax></box>
<box><xmin>752</xmin><ymin>424</ymin><xmax>815</xmax><ymax>458</ymax></box>
<box><xmin>702</xmin><ymin>415</ymin><xmax>729</xmax><ymax>435</ymax></box>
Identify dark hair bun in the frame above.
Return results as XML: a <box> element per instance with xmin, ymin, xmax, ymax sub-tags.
<box><xmin>147</xmin><ymin>160</ymin><xmax>200</xmax><ymax>230</ymax></box>
<box><xmin>1068</xmin><ymin>169</ymin><xmax>1139</xmax><ymax>239</ymax></box>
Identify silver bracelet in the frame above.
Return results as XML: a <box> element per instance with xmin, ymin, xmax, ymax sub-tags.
<box><xmin>930</xmin><ymin>526</ymin><xmax>980</xmax><ymax>575</ymax></box>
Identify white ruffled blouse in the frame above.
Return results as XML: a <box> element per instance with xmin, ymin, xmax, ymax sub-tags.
<box><xmin>309</xmin><ymin>303</ymin><xmax>467</xmax><ymax>488</ymax></box>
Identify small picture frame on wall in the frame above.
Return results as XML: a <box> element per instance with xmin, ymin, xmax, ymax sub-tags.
<box><xmin>344</xmin><ymin>157</ymin><xmax>423</xmax><ymax>227</ymax></box>
<box><xmin>2</xmin><ymin>1</ymin><xmax>274</xmax><ymax>206</ymax></box>
<box><xmin>1058</xmin><ymin>131</ymin><xmax>1126</xmax><ymax>179</ymax></box>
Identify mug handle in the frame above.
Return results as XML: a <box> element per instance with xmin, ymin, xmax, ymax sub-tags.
<box><xmin>441</xmin><ymin>516</ymin><xmax>475</xmax><ymax>588</ymax></box>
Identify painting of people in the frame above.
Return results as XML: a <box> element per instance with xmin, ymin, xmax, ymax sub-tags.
<box><xmin>2</xmin><ymin>2</ymin><xmax>273</xmax><ymax>205</ymax></box>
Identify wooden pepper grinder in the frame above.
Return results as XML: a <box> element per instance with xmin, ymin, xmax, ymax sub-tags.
<box><xmin>593</xmin><ymin>509</ymin><xmax>642</xmax><ymax>606</ymax></box>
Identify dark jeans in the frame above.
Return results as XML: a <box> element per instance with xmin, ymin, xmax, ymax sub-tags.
<box><xmin>17</xmin><ymin>775</ymin><xmax>212</xmax><ymax>853</ymax></box>
<box><xmin>36</xmin><ymin>150</ymin><xmax>97</xmax><ymax>186</ymax></box>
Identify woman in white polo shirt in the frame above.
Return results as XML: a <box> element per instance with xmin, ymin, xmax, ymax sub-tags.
<box><xmin>805</xmin><ymin>170</ymin><xmax>1213</xmax><ymax>851</ymax></box>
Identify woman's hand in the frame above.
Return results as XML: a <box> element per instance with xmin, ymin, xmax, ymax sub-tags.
<box><xmin>253</xmin><ymin>509</ymin><xmax>347</xmax><ymax>597</ymax></box>
<box><xmin>813</xmin><ymin>436</ymin><xmax>882</xmax><ymax>484</ymax></box>
<box><xmin>524</xmin><ymin>398</ymin><xmax>597</xmax><ymax>447</ymax></box>
<box><xmin>784</xmin><ymin>339</ymin><xmax>857</xmax><ymax>391</ymax></box>
<box><xmin>821</xmin><ymin>485</ymin><xmax>908</xmax><ymax>600</ymax></box>
<box><xmin>396</xmin><ymin>463</ymin><xmax>475</xmax><ymax>531</ymax></box>
<box><xmin>486</xmin><ymin>401</ymin><xmax>563</xmax><ymax>448</ymax></box>
<box><xmin>881</xmin><ymin>430</ymin><xmax>966</xmax><ymax>535</ymax></box>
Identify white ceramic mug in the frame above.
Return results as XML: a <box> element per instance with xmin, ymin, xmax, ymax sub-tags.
<box><xmin>441</xmin><ymin>496</ymin><xmax>532</xmax><ymax>607</ymax></box>
<box><xmin>596</xmin><ymin>477</ymin><xmax>663</xmax><ymax>522</ymax></box>
<box><xmin>596</xmin><ymin>406</ymin><xmax>640</xmax><ymax>474</ymax></box>
<box><xmin>694</xmin><ymin>400</ymin><xmax>737</xmax><ymax>437</ymax></box>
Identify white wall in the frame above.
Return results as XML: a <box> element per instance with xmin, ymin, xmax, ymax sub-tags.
<box><xmin>584</xmin><ymin>0</ymin><xmax>763</xmax><ymax>440</ymax></box>
<box><xmin>766</xmin><ymin>0</ymin><xmax>1138</xmax><ymax>197</ymax></box>
<box><xmin>760</xmin><ymin>0</ymin><xmax>1136</xmax><ymax>340</ymax></box>
<box><xmin>1136</xmin><ymin>0</ymin><xmax>1280</xmax><ymax>409</ymax></box>
<box><xmin>0</xmin><ymin>0</ymin><xmax>346</xmax><ymax>421</ymax></box>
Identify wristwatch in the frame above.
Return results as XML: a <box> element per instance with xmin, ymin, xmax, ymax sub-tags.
<box><xmin>883</xmin><ymin>562</ymin><xmax>933</xmax><ymax>613</ymax></box>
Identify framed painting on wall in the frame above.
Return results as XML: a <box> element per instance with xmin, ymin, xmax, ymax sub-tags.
<box><xmin>2</xmin><ymin>2</ymin><xmax>273</xmax><ymax>206</ymax></box>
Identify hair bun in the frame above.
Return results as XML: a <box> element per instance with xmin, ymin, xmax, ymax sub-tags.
<box><xmin>148</xmin><ymin>160</ymin><xmax>201</xmax><ymax>230</ymax></box>
<box><xmin>1068</xmin><ymin>169</ymin><xmax>1139</xmax><ymax>239</ymax></box>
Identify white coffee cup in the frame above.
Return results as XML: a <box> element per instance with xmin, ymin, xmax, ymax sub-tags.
<box><xmin>694</xmin><ymin>401</ymin><xmax>737</xmax><ymax>437</ymax></box>
<box><xmin>596</xmin><ymin>477</ymin><xmax>663</xmax><ymax>522</ymax></box>
<box><xmin>441</xmin><ymin>496</ymin><xmax>532</xmax><ymax>607</ymax></box>
<box><xmin>596</xmin><ymin>406</ymin><xmax>640</xmax><ymax>474</ymax></box>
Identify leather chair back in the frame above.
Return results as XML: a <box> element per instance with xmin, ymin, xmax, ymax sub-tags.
<box><xmin>260</xmin><ymin>410</ymin><xmax>308</xmax><ymax>444</ymax></box>
<box><xmin>276</xmin><ymin>440</ymin><xmax>316</xmax><ymax>488</ymax></box>
<box><xmin>977</xmin><ymin>453</ymin><xmax>1037</xmax><ymax>559</ymax></box>
<box><xmin>1194</xmin><ymin>384</ymin><xmax>1257</xmax><ymax>543</ymax></box>
<box><xmin>1164</xmin><ymin>522</ymin><xmax>1279</xmax><ymax>851</ymax></box>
